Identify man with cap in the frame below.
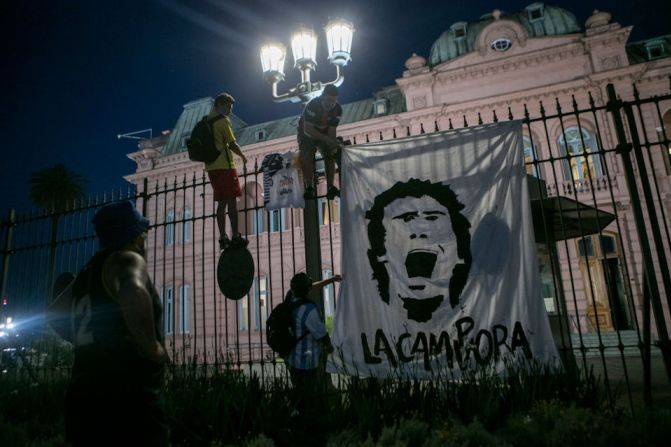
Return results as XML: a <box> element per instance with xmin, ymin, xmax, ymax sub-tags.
<box><xmin>65</xmin><ymin>201</ymin><xmax>169</xmax><ymax>447</ymax></box>
<box><xmin>206</xmin><ymin>92</ymin><xmax>248</xmax><ymax>250</ymax></box>
<box><xmin>297</xmin><ymin>84</ymin><xmax>343</xmax><ymax>200</ymax></box>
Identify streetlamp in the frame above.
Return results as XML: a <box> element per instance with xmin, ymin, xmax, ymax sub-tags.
<box><xmin>259</xmin><ymin>19</ymin><xmax>354</xmax><ymax>308</ymax></box>
<box><xmin>260</xmin><ymin>19</ymin><xmax>353</xmax><ymax>103</ymax></box>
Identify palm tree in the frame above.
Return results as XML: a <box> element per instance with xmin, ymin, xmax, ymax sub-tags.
<box><xmin>29</xmin><ymin>163</ymin><xmax>88</xmax><ymax>299</ymax></box>
<box><xmin>29</xmin><ymin>163</ymin><xmax>88</xmax><ymax>213</ymax></box>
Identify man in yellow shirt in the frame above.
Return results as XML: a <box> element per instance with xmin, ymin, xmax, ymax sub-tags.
<box><xmin>206</xmin><ymin>92</ymin><xmax>248</xmax><ymax>249</ymax></box>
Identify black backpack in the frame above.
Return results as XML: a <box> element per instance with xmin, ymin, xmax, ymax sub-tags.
<box><xmin>186</xmin><ymin>115</ymin><xmax>224</xmax><ymax>163</ymax></box>
<box><xmin>266</xmin><ymin>294</ymin><xmax>310</xmax><ymax>358</ymax></box>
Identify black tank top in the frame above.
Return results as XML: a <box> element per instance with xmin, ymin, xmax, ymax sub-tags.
<box><xmin>70</xmin><ymin>249</ymin><xmax>164</xmax><ymax>385</ymax></box>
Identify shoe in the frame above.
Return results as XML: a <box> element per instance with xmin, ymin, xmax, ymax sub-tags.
<box><xmin>230</xmin><ymin>235</ymin><xmax>249</xmax><ymax>249</ymax></box>
<box><xmin>303</xmin><ymin>186</ymin><xmax>316</xmax><ymax>200</ymax></box>
<box><xmin>326</xmin><ymin>186</ymin><xmax>340</xmax><ymax>200</ymax></box>
<box><xmin>219</xmin><ymin>236</ymin><xmax>230</xmax><ymax>251</ymax></box>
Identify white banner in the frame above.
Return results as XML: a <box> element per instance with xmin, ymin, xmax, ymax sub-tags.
<box><xmin>328</xmin><ymin>121</ymin><xmax>559</xmax><ymax>378</ymax></box>
<box><xmin>260</xmin><ymin>151</ymin><xmax>305</xmax><ymax>210</ymax></box>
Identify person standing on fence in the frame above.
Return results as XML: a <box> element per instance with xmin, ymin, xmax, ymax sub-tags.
<box><xmin>285</xmin><ymin>272</ymin><xmax>340</xmax><ymax>416</ymax></box>
<box><xmin>297</xmin><ymin>84</ymin><xmax>343</xmax><ymax>201</ymax></box>
<box><xmin>206</xmin><ymin>92</ymin><xmax>248</xmax><ymax>250</ymax></box>
<box><xmin>66</xmin><ymin>201</ymin><xmax>169</xmax><ymax>447</ymax></box>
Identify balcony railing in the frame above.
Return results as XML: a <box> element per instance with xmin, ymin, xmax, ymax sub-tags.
<box><xmin>546</xmin><ymin>175</ymin><xmax>618</xmax><ymax>198</ymax></box>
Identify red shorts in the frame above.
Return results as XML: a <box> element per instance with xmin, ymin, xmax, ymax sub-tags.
<box><xmin>207</xmin><ymin>169</ymin><xmax>241</xmax><ymax>201</ymax></box>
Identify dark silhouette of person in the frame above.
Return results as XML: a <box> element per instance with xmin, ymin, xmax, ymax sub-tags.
<box><xmin>66</xmin><ymin>201</ymin><xmax>169</xmax><ymax>446</ymax></box>
<box><xmin>365</xmin><ymin>178</ymin><xmax>472</xmax><ymax>323</ymax></box>
<box><xmin>297</xmin><ymin>84</ymin><xmax>343</xmax><ymax>200</ymax></box>
<box><xmin>284</xmin><ymin>272</ymin><xmax>340</xmax><ymax>445</ymax></box>
<box><xmin>205</xmin><ymin>92</ymin><xmax>248</xmax><ymax>250</ymax></box>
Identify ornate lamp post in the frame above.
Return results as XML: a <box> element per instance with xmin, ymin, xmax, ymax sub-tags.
<box><xmin>260</xmin><ymin>19</ymin><xmax>353</xmax><ymax>307</ymax></box>
<box><xmin>260</xmin><ymin>19</ymin><xmax>353</xmax><ymax>103</ymax></box>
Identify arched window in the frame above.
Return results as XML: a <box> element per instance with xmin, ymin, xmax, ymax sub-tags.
<box><xmin>252</xmin><ymin>277</ymin><xmax>268</xmax><ymax>330</ymax></box>
<box><xmin>238</xmin><ymin>277</ymin><xmax>267</xmax><ymax>331</ymax></box>
<box><xmin>162</xmin><ymin>286</ymin><xmax>173</xmax><ymax>335</ymax></box>
<box><xmin>182</xmin><ymin>207</ymin><xmax>192</xmax><ymax>243</ymax></box>
<box><xmin>165</xmin><ymin>209</ymin><xmax>175</xmax><ymax>246</ymax></box>
<box><xmin>318</xmin><ymin>197</ymin><xmax>340</xmax><ymax>226</ymax></box>
<box><xmin>179</xmin><ymin>284</ymin><xmax>190</xmax><ymax>334</ymax></box>
<box><xmin>523</xmin><ymin>136</ymin><xmax>540</xmax><ymax>177</ymax></box>
<box><xmin>242</xmin><ymin>182</ymin><xmax>265</xmax><ymax>236</ymax></box>
<box><xmin>558</xmin><ymin>127</ymin><xmax>602</xmax><ymax>181</ymax></box>
<box><xmin>322</xmin><ymin>269</ymin><xmax>336</xmax><ymax>318</ymax></box>
<box><xmin>269</xmin><ymin>208</ymin><xmax>289</xmax><ymax>233</ymax></box>
<box><xmin>239</xmin><ymin>295</ymin><xmax>248</xmax><ymax>331</ymax></box>
<box><xmin>251</xmin><ymin>208</ymin><xmax>265</xmax><ymax>235</ymax></box>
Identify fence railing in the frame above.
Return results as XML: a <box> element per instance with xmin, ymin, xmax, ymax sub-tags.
<box><xmin>1</xmin><ymin>82</ymin><xmax>670</xmax><ymax>409</ymax></box>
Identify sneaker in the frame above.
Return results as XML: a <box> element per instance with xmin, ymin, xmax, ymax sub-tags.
<box><xmin>219</xmin><ymin>236</ymin><xmax>230</xmax><ymax>251</ymax></box>
<box><xmin>303</xmin><ymin>186</ymin><xmax>317</xmax><ymax>200</ymax></box>
<box><xmin>230</xmin><ymin>235</ymin><xmax>249</xmax><ymax>249</ymax></box>
<box><xmin>326</xmin><ymin>186</ymin><xmax>340</xmax><ymax>200</ymax></box>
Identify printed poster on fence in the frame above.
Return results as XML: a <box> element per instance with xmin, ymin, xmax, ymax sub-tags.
<box><xmin>261</xmin><ymin>151</ymin><xmax>305</xmax><ymax>210</ymax></box>
<box><xmin>328</xmin><ymin>121</ymin><xmax>559</xmax><ymax>378</ymax></box>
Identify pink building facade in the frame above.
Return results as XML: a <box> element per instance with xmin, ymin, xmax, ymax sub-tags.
<box><xmin>125</xmin><ymin>5</ymin><xmax>671</xmax><ymax>365</ymax></box>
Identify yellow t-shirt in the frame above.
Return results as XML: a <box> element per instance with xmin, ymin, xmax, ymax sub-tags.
<box><xmin>204</xmin><ymin>110</ymin><xmax>237</xmax><ymax>171</ymax></box>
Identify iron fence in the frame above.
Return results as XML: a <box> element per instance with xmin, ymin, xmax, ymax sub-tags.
<box><xmin>1</xmin><ymin>82</ymin><xmax>670</xmax><ymax>409</ymax></box>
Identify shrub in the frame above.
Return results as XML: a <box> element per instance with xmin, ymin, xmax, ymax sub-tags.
<box><xmin>439</xmin><ymin>418</ymin><xmax>510</xmax><ymax>447</ymax></box>
<box><xmin>326</xmin><ymin>428</ymin><xmax>368</xmax><ymax>447</ymax></box>
<box><xmin>2</xmin><ymin>363</ymin><xmax>670</xmax><ymax>446</ymax></box>
<box><xmin>376</xmin><ymin>418</ymin><xmax>431</xmax><ymax>446</ymax></box>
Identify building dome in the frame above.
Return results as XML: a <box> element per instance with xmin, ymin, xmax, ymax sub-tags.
<box><xmin>429</xmin><ymin>3</ymin><xmax>581</xmax><ymax>66</ymax></box>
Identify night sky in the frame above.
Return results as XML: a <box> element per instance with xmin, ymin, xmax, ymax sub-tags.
<box><xmin>2</xmin><ymin>0</ymin><xmax>669</xmax><ymax>215</ymax></box>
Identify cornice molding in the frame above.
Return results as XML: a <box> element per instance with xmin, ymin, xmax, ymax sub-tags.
<box><xmin>434</xmin><ymin>43</ymin><xmax>585</xmax><ymax>86</ymax></box>
<box><xmin>392</xmin><ymin>78</ymin><xmax>614</xmax><ymax>124</ymax></box>
<box><xmin>396</xmin><ymin>73</ymin><xmax>433</xmax><ymax>89</ymax></box>
<box><xmin>582</xmin><ymin>26</ymin><xmax>631</xmax><ymax>51</ymax></box>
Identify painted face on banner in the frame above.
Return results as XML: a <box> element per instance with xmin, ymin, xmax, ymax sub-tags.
<box><xmin>381</xmin><ymin>196</ymin><xmax>458</xmax><ymax>322</ymax></box>
<box><xmin>366</xmin><ymin>179</ymin><xmax>472</xmax><ymax>324</ymax></box>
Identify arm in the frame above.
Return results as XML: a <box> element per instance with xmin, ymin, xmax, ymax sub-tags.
<box><xmin>103</xmin><ymin>251</ymin><xmax>166</xmax><ymax>364</ymax></box>
<box><xmin>228</xmin><ymin>141</ymin><xmax>248</xmax><ymax>165</ymax></box>
<box><xmin>305</xmin><ymin>121</ymin><xmax>339</xmax><ymax>149</ymax></box>
<box><xmin>223</xmin><ymin>119</ymin><xmax>248</xmax><ymax>165</ymax></box>
<box><xmin>312</xmin><ymin>274</ymin><xmax>341</xmax><ymax>289</ymax></box>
